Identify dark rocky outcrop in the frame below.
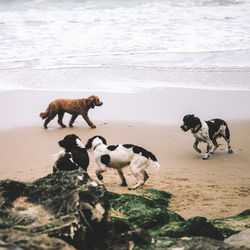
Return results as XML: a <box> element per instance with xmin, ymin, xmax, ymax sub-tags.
<box><xmin>0</xmin><ymin>229</ymin><xmax>75</xmax><ymax>249</ymax></box>
<box><xmin>150</xmin><ymin>216</ymin><xmax>224</xmax><ymax>240</ymax></box>
<box><xmin>0</xmin><ymin>173</ymin><xmax>249</xmax><ymax>250</ymax></box>
<box><xmin>0</xmin><ymin>170</ymin><xmax>109</xmax><ymax>250</ymax></box>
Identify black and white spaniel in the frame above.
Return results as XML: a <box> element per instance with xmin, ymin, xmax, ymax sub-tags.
<box><xmin>181</xmin><ymin>114</ymin><xmax>233</xmax><ymax>160</ymax></box>
<box><xmin>53</xmin><ymin>134</ymin><xmax>89</xmax><ymax>172</ymax></box>
<box><xmin>85</xmin><ymin>136</ymin><xmax>160</xmax><ymax>190</ymax></box>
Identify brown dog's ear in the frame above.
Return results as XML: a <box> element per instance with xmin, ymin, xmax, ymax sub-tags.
<box><xmin>87</xmin><ymin>95</ymin><xmax>95</xmax><ymax>109</ymax></box>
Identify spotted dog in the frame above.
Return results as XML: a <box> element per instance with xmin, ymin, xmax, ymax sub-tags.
<box><xmin>181</xmin><ymin>114</ymin><xmax>233</xmax><ymax>160</ymax></box>
<box><xmin>85</xmin><ymin>136</ymin><xmax>160</xmax><ymax>190</ymax></box>
<box><xmin>53</xmin><ymin>134</ymin><xmax>89</xmax><ymax>172</ymax></box>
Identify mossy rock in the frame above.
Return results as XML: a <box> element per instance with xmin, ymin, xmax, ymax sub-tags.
<box><xmin>149</xmin><ymin>221</ymin><xmax>187</xmax><ymax>238</ymax></box>
<box><xmin>149</xmin><ymin>216</ymin><xmax>223</xmax><ymax>240</ymax></box>
<box><xmin>211</xmin><ymin>209</ymin><xmax>250</xmax><ymax>238</ymax></box>
<box><xmin>138</xmin><ymin>189</ymin><xmax>172</xmax><ymax>207</ymax></box>
<box><xmin>185</xmin><ymin>216</ymin><xmax>224</xmax><ymax>240</ymax></box>
<box><xmin>109</xmin><ymin>192</ymin><xmax>184</xmax><ymax>230</ymax></box>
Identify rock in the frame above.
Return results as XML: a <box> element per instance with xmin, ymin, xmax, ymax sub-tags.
<box><xmin>110</xmin><ymin>216</ymin><xmax>132</xmax><ymax>234</ymax></box>
<box><xmin>106</xmin><ymin>229</ymin><xmax>152</xmax><ymax>250</ymax></box>
<box><xmin>224</xmin><ymin>228</ymin><xmax>250</xmax><ymax>249</ymax></box>
<box><xmin>185</xmin><ymin>216</ymin><xmax>224</xmax><ymax>240</ymax></box>
<box><xmin>0</xmin><ymin>170</ymin><xmax>109</xmax><ymax>250</ymax></box>
<box><xmin>109</xmin><ymin>190</ymin><xmax>184</xmax><ymax>230</ymax></box>
<box><xmin>0</xmin><ymin>175</ymin><xmax>249</xmax><ymax>250</ymax></box>
<box><xmin>127</xmin><ymin>229</ymin><xmax>152</xmax><ymax>245</ymax></box>
<box><xmin>211</xmin><ymin>209</ymin><xmax>250</xmax><ymax>238</ymax></box>
<box><xmin>150</xmin><ymin>216</ymin><xmax>224</xmax><ymax>240</ymax></box>
<box><xmin>138</xmin><ymin>188</ymin><xmax>172</xmax><ymax>207</ymax></box>
<box><xmin>0</xmin><ymin>229</ymin><xmax>75</xmax><ymax>250</ymax></box>
<box><xmin>166</xmin><ymin>236</ymin><xmax>243</xmax><ymax>250</ymax></box>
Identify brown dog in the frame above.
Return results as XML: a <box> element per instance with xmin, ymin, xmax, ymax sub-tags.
<box><xmin>39</xmin><ymin>95</ymin><xmax>103</xmax><ymax>129</ymax></box>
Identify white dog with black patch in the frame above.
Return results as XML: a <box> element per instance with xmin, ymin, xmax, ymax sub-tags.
<box><xmin>181</xmin><ymin>114</ymin><xmax>233</xmax><ymax>160</ymax></box>
<box><xmin>85</xmin><ymin>135</ymin><xmax>160</xmax><ymax>190</ymax></box>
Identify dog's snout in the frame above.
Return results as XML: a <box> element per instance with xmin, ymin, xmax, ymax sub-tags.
<box><xmin>181</xmin><ymin>125</ymin><xmax>189</xmax><ymax>132</ymax></box>
<box><xmin>58</xmin><ymin>140</ymin><xmax>65</xmax><ymax>147</ymax></box>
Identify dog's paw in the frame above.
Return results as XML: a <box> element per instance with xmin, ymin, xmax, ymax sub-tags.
<box><xmin>203</xmin><ymin>155</ymin><xmax>210</xmax><ymax>160</ymax></box>
<box><xmin>96</xmin><ymin>173</ymin><xmax>103</xmax><ymax>180</ymax></box>
<box><xmin>120</xmin><ymin>182</ymin><xmax>128</xmax><ymax>187</ymax></box>
<box><xmin>228</xmin><ymin>148</ymin><xmax>233</xmax><ymax>154</ymax></box>
<box><xmin>91</xmin><ymin>125</ymin><xmax>96</xmax><ymax>129</ymax></box>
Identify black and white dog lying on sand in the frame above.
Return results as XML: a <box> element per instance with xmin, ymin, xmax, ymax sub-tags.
<box><xmin>181</xmin><ymin>114</ymin><xmax>233</xmax><ymax>160</ymax></box>
<box><xmin>53</xmin><ymin>134</ymin><xmax>89</xmax><ymax>172</ymax></box>
<box><xmin>85</xmin><ymin>136</ymin><xmax>160</xmax><ymax>190</ymax></box>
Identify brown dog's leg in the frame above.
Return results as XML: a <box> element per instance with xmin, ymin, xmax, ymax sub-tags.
<box><xmin>43</xmin><ymin>113</ymin><xmax>57</xmax><ymax>129</ymax></box>
<box><xmin>82</xmin><ymin>114</ymin><xmax>96</xmax><ymax>128</ymax></box>
<box><xmin>57</xmin><ymin>111</ymin><xmax>66</xmax><ymax>128</ymax></box>
<box><xmin>69</xmin><ymin>115</ymin><xmax>78</xmax><ymax>127</ymax></box>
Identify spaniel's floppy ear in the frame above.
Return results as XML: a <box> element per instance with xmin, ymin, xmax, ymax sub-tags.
<box><xmin>87</xmin><ymin>95</ymin><xmax>96</xmax><ymax>109</ymax></box>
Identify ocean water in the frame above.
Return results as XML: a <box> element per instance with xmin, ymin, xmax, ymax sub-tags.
<box><xmin>0</xmin><ymin>0</ymin><xmax>250</xmax><ymax>93</ymax></box>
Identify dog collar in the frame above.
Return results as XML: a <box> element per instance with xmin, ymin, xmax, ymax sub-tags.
<box><xmin>192</xmin><ymin>123</ymin><xmax>202</xmax><ymax>133</ymax></box>
<box><xmin>93</xmin><ymin>143</ymin><xmax>102</xmax><ymax>151</ymax></box>
<box><xmin>85</xmin><ymin>99</ymin><xmax>89</xmax><ymax>108</ymax></box>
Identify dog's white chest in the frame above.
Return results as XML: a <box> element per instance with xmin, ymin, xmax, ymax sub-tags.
<box><xmin>194</xmin><ymin>121</ymin><xmax>209</xmax><ymax>142</ymax></box>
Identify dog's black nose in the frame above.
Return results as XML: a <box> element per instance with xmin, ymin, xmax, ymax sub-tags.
<box><xmin>58</xmin><ymin>140</ymin><xmax>65</xmax><ymax>147</ymax></box>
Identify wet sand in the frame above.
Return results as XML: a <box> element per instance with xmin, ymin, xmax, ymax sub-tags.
<box><xmin>0</xmin><ymin>88</ymin><xmax>249</xmax><ymax>219</ymax></box>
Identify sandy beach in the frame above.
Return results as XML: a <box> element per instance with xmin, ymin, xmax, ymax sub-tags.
<box><xmin>0</xmin><ymin>88</ymin><xmax>250</xmax><ymax>220</ymax></box>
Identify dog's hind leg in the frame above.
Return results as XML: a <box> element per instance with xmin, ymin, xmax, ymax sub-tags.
<box><xmin>223</xmin><ymin>126</ymin><xmax>233</xmax><ymax>153</ymax></box>
<box><xmin>128</xmin><ymin>162</ymin><xmax>145</xmax><ymax>190</ymax></box>
<box><xmin>117</xmin><ymin>169</ymin><xmax>127</xmax><ymax>186</ymax></box>
<box><xmin>57</xmin><ymin>111</ymin><xmax>66</xmax><ymax>128</ymax></box>
<box><xmin>142</xmin><ymin>170</ymin><xmax>149</xmax><ymax>183</ymax></box>
<box><xmin>211</xmin><ymin>138</ymin><xmax>219</xmax><ymax>154</ymax></box>
<box><xmin>69</xmin><ymin>114</ymin><xmax>78</xmax><ymax>127</ymax></box>
<box><xmin>222</xmin><ymin>134</ymin><xmax>233</xmax><ymax>153</ymax></box>
<box><xmin>43</xmin><ymin>113</ymin><xmax>57</xmax><ymax>129</ymax></box>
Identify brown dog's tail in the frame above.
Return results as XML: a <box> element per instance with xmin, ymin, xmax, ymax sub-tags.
<box><xmin>39</xmin><ymin>109</ymin><xmax>49</xmax><ymax>119</ymax></box>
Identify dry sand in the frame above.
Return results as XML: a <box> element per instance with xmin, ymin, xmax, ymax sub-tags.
<box><xmin>0</xmin><ymin>88</ymin><xmax>249</xmax><ymax>220</ymax></box>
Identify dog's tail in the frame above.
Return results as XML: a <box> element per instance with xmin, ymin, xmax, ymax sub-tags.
<box><xmin>39</xmin><ymin>108</ymin><xmax>49</xmax><ymax>119</ymax></box>
<box><xmin>52</xmin><ymin>149</ymin><xmax>65</xmax><ymax>162</ymax></box>
<box><xmin>150</xmin><ymin>160</ymin><xmax>160</xmax><ymax>170</ymax></box>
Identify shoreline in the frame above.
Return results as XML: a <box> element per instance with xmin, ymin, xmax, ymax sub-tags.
<box><xmin>0</xmin><ymin>87</ymin><xmax>250</xmax><ymax>129</ymax></box>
